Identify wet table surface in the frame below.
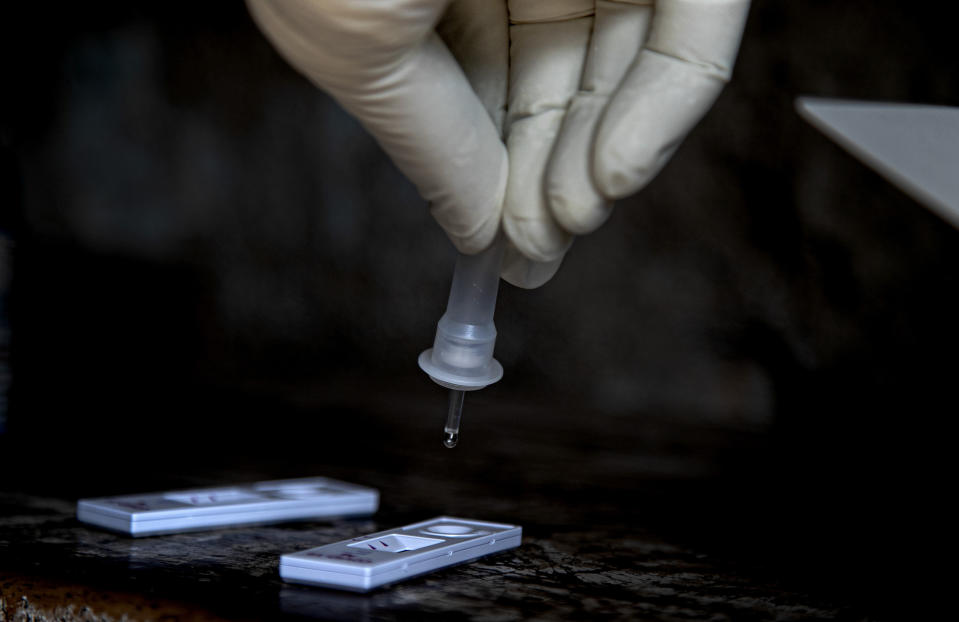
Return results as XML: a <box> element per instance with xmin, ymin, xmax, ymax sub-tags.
<box><xmin>0</xmin><ymin>384</ymin><xmax>904</xmax><ymax>620</ymax></box>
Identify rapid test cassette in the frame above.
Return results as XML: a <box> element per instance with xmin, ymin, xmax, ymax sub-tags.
<box><xmin>280</xmin><ymin>516</ymin><xmax>522</xmax><ymax>592</ymax></box>
<box><xmin>77</xmin><ymin>477</ymin><xmax>379</xmax><ymax>536</ymax></box>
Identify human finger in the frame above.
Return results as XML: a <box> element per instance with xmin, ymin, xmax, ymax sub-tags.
<box><xmin>246</xmin><ymin>0</ymin><xmax>507</xmax><ymax>253</ymax></box>
<box><xmin>592</xmin><ymin>0</ymin><xmax>751</xmax><ymax>199</ymax></box>
<box><xmin>545</xmin><ymin>1</ymin><xmax>654</xmax><ymax>235</ymax></box>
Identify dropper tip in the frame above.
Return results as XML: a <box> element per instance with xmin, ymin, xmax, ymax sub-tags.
<box><xmin>442</xmin><ymin>389</ymin><xmax>465</xmax><ymax>449</ymax></box>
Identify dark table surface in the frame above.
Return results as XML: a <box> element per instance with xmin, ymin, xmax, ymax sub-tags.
<box><xmin>0</xmin><ymin>381</ymin><xmax>932</xmax><ymax>621</ymax></box>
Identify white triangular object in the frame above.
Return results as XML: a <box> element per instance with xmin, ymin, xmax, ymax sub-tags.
<box><xmin>797</xmin><ymin>97</ymin><xmax>959</xmax><ymax>229</ymax></box>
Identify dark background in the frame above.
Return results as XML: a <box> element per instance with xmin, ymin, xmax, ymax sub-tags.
<box><xmin>1</xmin><ymin>0</ymin><xmax>956</xmax><ymax>617</ymax></box>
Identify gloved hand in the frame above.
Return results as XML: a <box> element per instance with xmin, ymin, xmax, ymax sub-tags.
<box><xmin>246</xmin><ymin>0</ymin><xmax>751</xmax><ymax>288</ymax></box>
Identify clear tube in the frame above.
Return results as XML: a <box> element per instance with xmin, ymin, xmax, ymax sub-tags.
<box><xmin>443</xmin><ymin>389</ymin><xmax>465</xmax><ymax>448</ymax></box>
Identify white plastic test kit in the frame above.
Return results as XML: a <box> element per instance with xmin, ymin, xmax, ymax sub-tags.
<box><xmin>280</xmin><ymin>516</ymin><xmax>522</xmax><ymax>592</ymax></box>
<box><xmin>77</xmin><ymin>477</ymin><xmax>379</xmax><ymax>536</ymax></box>
<box><xmin>419</xmin><ymin>238</ymin><xmax>506</xmax><ymax>448</ymax></box>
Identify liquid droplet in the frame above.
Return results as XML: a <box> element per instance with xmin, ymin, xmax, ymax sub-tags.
<box><xmin>443</xmin><ymin>432</ymin><xmax>458</xmax><ymax>449</ymax></box>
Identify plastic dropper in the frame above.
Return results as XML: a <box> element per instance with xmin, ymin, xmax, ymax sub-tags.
<box><xmin>419</xmin><ymin>237</ymin><xmax>506</xmax><ymax>448</ymax></box>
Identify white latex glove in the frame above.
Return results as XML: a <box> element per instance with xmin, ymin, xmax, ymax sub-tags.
<box><xmin>246</xmin><ymin>0</ymin><xmax>750</xmax><ymax>288</ymax></box>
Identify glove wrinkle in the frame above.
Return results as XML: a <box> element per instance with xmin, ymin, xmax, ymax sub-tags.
<box><xmin>508</xmin><ymin>0</ymin><xmax>595</xmax><ymax>24</ymax></box>
<box><xmin>643</xmin><ymin>46</ymin><xmax>731</xmax><ymax>81</ymax></box>
<box><xmin>645</xmin><ymin>0</ymin><xmax>751</xmax><ymax>81</ymax></box>
<box><xmin>506</xmin><ymin>20</ymin><xmax>593</xmax><ymax>126</ymax></box>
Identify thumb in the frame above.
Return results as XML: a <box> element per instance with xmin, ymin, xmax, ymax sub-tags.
<box><xmin>247</xmin><ymin>0</ymin><xmax>507</xmax><ymax>253</ymax></box>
